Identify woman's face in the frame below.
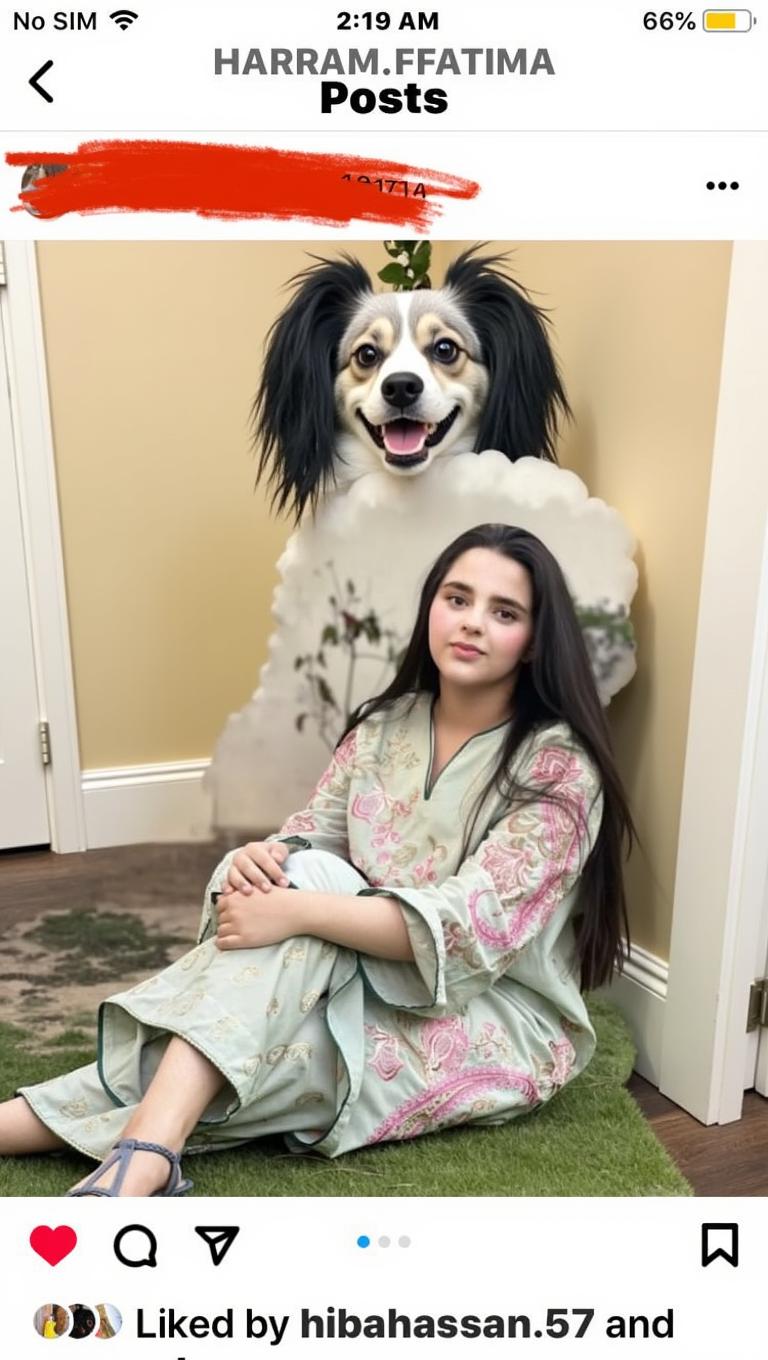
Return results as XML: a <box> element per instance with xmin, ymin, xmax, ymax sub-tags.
<box><xmin>428</xmin><ymin>547</ymin><xmax>534</xmax><ymax>696</ymax></box>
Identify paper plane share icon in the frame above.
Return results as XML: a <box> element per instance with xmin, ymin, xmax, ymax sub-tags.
<box><xmin>194</xmin><ymin>1225</ymin><xmax>240</xmax><ymax>1266</ymax></box>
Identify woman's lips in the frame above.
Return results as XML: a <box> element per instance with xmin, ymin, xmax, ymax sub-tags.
<box><xmin>451</xmin><ymin>643</ymin><xmax>483</xmax><ymax>657</ymax></box>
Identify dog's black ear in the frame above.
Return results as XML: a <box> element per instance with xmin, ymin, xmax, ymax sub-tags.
<box><xmin>253</xmin><ymin>254</ymin><xmax>374</xmax><ymax>522</ymax></box>
<box><xmin>444</xmin><ymin>247</ymin><xmax>570</xmax><ymax>462</ymax></box>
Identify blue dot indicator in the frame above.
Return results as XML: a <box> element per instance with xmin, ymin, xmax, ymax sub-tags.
<box><xmin>357</xmin><ymin>1235</ymin><xmax>371</xmax><ymax>1248</ymax></box>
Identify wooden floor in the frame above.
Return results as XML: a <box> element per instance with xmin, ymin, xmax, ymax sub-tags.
<box><xmin>2</xmin><ymin>842</ymin><xmax>767</xmax><ymax>1195</ymax></box>
<box><xmin>626</xmin><ymin>1073</ymin><xmax>768</xmax><ymax>1195</ymax></box>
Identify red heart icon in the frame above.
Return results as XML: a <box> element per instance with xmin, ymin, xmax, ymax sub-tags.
<box><xmin>30</xmin><ymin>1225</ymin><xmax>78</xmax><ymax>1266</ymax></box>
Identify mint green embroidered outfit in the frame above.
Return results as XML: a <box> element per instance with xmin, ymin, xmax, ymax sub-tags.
<box><xmin>17</xmin><ymin>691</ymin><xmax>603</xmax><ymax>1162</ymax></box>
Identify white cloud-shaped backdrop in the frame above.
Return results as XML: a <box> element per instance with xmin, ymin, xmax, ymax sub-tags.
<box><xmin>204</xmin><ymin>452</ymin><xmax>637</xmax><ymax>832</ymax></box>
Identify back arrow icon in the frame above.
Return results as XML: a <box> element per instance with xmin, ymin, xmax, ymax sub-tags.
<box><xmin>29</xmin><ymin>60</ymin><xmax>54</xmax><ymax>103</ymax></box>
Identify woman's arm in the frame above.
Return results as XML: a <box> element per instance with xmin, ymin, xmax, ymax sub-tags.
<box><xmin>294</xmin><ymin>890</ymin><xmax>414</xmax><ymax>961</ymax></box>
<box><xmin>215</xmin><ymin>885</ymin><xmax>414</xmax><ymax>960</ymax></box>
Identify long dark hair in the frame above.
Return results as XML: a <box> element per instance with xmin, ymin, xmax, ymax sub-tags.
<box><xmin>336</xmin><ymin>523</ymin><xmax>636</xmax><ymax>992</ymax></box>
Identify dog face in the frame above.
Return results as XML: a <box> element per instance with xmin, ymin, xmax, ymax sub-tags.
<box><xmin>335</xmin><ymin>291</ymin><xmax>489</xmax><ymax>474</ymax></box>
<box><xmin>254</xmin><ymin>250</ymin><xmax>568</xmax><ymax>523</ymax></box>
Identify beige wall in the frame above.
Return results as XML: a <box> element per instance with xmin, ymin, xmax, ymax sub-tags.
<box><xmin>36</xmin><ymin>242</ymin><xmax>385</xmax><ymax>766</ymax></box>
<box><xmin>37</xmin><ymin>240</ymin><xmax>732</xmax><ymax>959</ymax></box>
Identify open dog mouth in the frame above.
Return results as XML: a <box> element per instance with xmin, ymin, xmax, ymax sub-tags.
<box><xmin>357</xmin><ymin>407</ymin><xmax>460</xmax><ymax>465</ymax></box>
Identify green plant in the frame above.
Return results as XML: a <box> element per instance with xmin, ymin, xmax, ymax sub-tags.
<box><xmin>294</xmin><ymin>565</ymin><xmax>408</xmax><ymax>751</ymax></box>
<box><xmin>377</xmin><ymin>240</ymin><xmax>432</xmax><ymax>290</ymax></box>
<box><xmin>575</xmin><ymin>602</ymin><xmax>636</xmax><ymax>686</ymax></box>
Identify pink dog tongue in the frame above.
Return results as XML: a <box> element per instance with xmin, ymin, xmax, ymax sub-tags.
<box><xmin>383</xmin><ymin>419</ymin><xmax>428</xmax><ymax>454</ymax></box>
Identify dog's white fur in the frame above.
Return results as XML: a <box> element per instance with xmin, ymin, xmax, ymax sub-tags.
<box><xmin>334</xmin><ymin>291</ymin><xmax>489</xmax><ymax>484</ymax></box>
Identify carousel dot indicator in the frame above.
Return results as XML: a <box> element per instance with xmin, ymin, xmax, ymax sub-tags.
<box><xmin>356</xmin><ymin>1235</ymin><xmax>371</xmax><ymax>1248</ymax></box>
<box><xmin>378</xmin><ymin>1236</ymin><xmax>391</xmax><ymax>1248</ymax></box>
<box><xmin>398</xmin><ymin>1235</ymin><xmax>412</xmax><ymax>1248</ymax></box>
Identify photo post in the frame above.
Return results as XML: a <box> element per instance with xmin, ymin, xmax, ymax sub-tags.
<box><xmin>0</xmin><ymin>2</ymin><xmax>766</xmax><ymax>1353</ymax></box>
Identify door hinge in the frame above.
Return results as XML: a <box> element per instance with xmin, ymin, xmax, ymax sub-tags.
<box><xmin>747</xmin><ymin>978</ymin><xmax>768</xmax><ymax>1032</ymax></box>
<box><xmin>39</xmin><ymin>720</ymin><xmax>51</xmax><ymax>767</ymax></box>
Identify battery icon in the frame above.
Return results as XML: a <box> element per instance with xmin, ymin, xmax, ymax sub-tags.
<box><xmin>703</xmin><ymin>9</ymin><xmax>754</xmax><ymax>28</ymax></box>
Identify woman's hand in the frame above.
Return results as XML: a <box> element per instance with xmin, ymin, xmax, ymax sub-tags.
<box><xmin>220</xmin><ymin>840</ymin><xmax>292</xmax><ymax>897</ymax></box>
<box><xmin>215</xmin><ymin>885</ymin><xmax>303</xmax><ymax>951</ymax></box>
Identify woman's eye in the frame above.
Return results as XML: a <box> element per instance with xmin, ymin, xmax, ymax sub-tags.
<box><xmin>355</xmin><ymin>344</ymin><xmax>380</xmax><ymax>367</ymax></box>
<box><xmin>433</xmin><ymin>338</ymin><xmax>459</xmax><ymax>363</ymax></box>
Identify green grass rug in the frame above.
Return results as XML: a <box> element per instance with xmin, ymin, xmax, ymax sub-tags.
<box><xmin>0</xmin><ymin>1000</ymin><xmax>691</xmax><ymax>1197</ymax></box>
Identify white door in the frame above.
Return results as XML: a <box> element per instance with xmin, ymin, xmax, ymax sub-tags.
<box><xmin>0</xmin><ymin>258</ymin><xmax>50</xmax><ymax>848</ymax></box>
<box><xmin>753</xmin><ymin>935</ymin><xmax>768</xmax><ymax>1097</ymax></box>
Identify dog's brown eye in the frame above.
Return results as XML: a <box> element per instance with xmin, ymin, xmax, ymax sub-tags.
<box><xmin>433</xmin><ymin>338</ymin><xmax>459</xmax><ymax>363</ymax></box>
<box><xmin>355</xmin><ymin>344</ymin><xmax>380</xmax><ymax>368</ymax></box>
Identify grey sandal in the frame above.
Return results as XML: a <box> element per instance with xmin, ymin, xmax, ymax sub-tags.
<box><xmin>66</xmin><ymin>1137</ymin><xmax>193</xmax><ymax>1197</ymax></box>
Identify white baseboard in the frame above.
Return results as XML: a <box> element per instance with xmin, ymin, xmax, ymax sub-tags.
<box><xmin>597</xmin><ymin>940</ymin><xmax>668</xmax><ymax>1086</ymax></box>
<box><xmin>82</xmin><ymin>759</ymin><xmax>214</xmax><ymax>848</ymax></box>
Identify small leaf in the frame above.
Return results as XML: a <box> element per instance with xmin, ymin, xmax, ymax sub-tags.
<box><xmin>378</xmin><ymin>263</ymin><xmax>409</xmax><ymax>285</ymax></box>
<box><xmin>317</xmin><ymin>676</ymin><xmax>338</xmax><ymax>707</ymax></box>
<box><xmin>296</xmin><ymin>713</ymin><xmax>306</xmax><ymax>732</ymax></box>
<box><xmin>412</xmin><ymin>241</ymin><xmax>431</xmax><ymax>269</ymax></box>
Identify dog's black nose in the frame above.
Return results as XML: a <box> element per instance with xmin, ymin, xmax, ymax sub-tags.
<box><xmin>381</xmin><ymin>372</ymin><xmax>424</xmax><ymax>409</ymax></box>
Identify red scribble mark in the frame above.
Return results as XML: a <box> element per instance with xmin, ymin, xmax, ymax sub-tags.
<box><xmin>6</xmin><ymin>140</ymin><xmax>479</xmax><ymax>227</ymax></box>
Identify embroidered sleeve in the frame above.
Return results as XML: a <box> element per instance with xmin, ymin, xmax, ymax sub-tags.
<box><xmin>359</xmin><ymin>731</ymin><xmax>603</xmax><ymax>1013</ymax></box>
<box><xmin>263</xmin><ymin>725</ymin><xmax>361</xmax><ymax>860</ymax></box>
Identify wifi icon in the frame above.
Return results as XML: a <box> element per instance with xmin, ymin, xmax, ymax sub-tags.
<box><xmin>110</xmin><ymin>8</ymin><xmax>138</xmax><ymax>29</ymax></box>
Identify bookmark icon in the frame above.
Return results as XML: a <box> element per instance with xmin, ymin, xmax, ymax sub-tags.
<box><xmin>701</xmin><ymin>1223</ymin><xmax>739</xmax><ymax>1267</ymax></box>
<box><xmin>194</xmin><ymin>1225</ymin><xmax>240</xmax><ymax>1266</ymax></box>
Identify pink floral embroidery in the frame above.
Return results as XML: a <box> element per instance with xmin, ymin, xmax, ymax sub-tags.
<box><xmin>444</xmin><ymin>921</ymin><xmax>469</xmax><ymax>956</ymax></box>
<box><xmin>442</xmin><ymin>920</ymin><xmax>483</xmax><ymax>972</ymax></box>
<box><xmin>420</xmin><ymin>1016</ymin><xmax>470</xmax><ymax>1077</ymax></box>
<box><xmin>326</xmin><ymin>727</ymin><xmax>359</xmax><ymax>776</ymax></box>
<box><xmin>530</xmin><ymin>744</ymin><xmax>585</xmax><ymax>788</ymax></box>
<box><xmin>469</xmin><ymin>767</ymin><xmax>590</xmax><ymax>951</ymax></box>
<box><xmin>371</xmin><ymin>836</ymin><xmax>446</xmax><ymax>887</ymax></box>
<box><xmin>278</xmin><ymin>729</ymin><xmax>360</xmax><ymax>840</ymax></box>
<box><xmin>351</xmin><ymin>786</ymin><xmax>415</xmax><ymax>852</ymax></box>
<box><xmin>473</xmin><ymin>1022</ymin><xmax>512</xmax><ymax>1062</ymax></box>
<box><xmin>479</xmin><ymin>839</ymin><xmax>535</xmax><ymax>897</ymax></box>
<box><xmin>548</xmin><ymin>1037</ymin><xmax>576</xmax><ymax>1086</ymax></box>
<box><xmin>313</xmin><ymin>728</ymin><xmax>356</xmax><ymax>794</ymax></box>
<box><xmin>469</xmin><ymin>880</ymin><xmax>560</xmax><ymax>952</ymax></box>
<box><xmin>367</xmin><ymin>1065</ymin><xmax>541</xmax><ymax>1143</ymax></box>
<box><xmin>351</xmin><ymin>788</ymin><xmax>386</xmax><ymax>824</ymax></box>
<box><xmin>410</xmin><ymin>851</ymin><xmax>442</xmax><ymax>886</ymax></box>
<box><xmin>279</xmin><ymin>811</ymin><xmax>317</xmax><ymax>836</ymax></box>
<box><xmin>365</xmin><ymin>1025</ymin><xmax>404</xmax><ymax>1082</ymax></box>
